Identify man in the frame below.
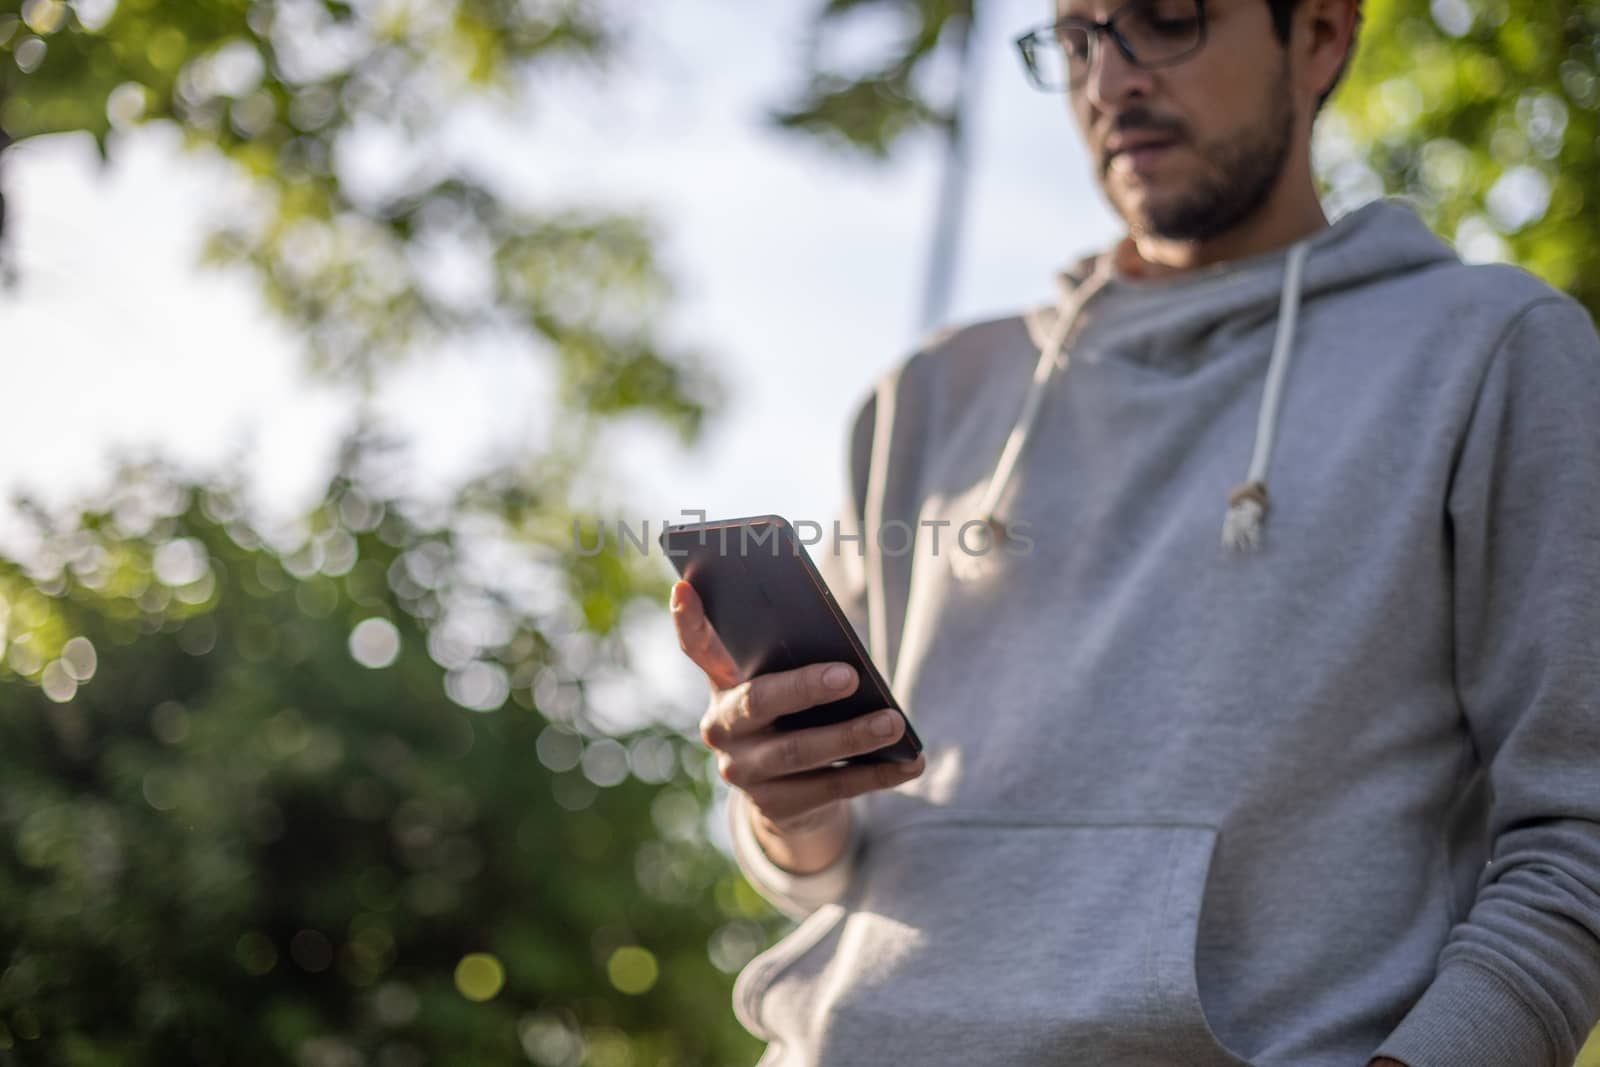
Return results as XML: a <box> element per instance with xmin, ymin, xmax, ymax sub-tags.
<box><xmin>670</xmin><ymin>0</ymin><xmax>1600</xmax><ymax>1063</ymax></box>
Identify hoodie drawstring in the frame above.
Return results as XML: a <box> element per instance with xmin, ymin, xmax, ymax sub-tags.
<box><xmin>973</xmin><ymin>265</ymin><xmax>1114</xmax><ymax>527</ymax></box>
<box><xmin>953</xmin><ymin>237</ymin><xmax>1314</xmax><ymax>581</ymax></box>
<box><xmin>947</xmin><ymin>262</ymin><xmax>1115</xmax><ymax>583</ymax></box>
<box><xmin>1221</xmin><ymin>238</ymin><xmax>1311</xmax><ymax>551</ymax></box>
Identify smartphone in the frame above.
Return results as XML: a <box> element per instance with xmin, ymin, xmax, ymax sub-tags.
<box><xmin>659</xmin><ymin>514</ymin><xmax>922</xmax><ymax>764</ymax></box>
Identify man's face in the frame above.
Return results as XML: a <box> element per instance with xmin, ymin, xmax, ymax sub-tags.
<box><xmin>1062</xmin><ymin>0</ymin><xmax>1299</xmax><ymax>242</ymax></box>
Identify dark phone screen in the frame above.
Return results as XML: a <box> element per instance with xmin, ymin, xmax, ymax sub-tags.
<box><xmin>660</xmin><ymin>516</ymin><xmax>921</xmax><ymax>764</ymax></box>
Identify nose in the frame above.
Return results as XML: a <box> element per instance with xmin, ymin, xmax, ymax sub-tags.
<box><xmin>1082</xmin><ymin>31</ymin><xmax>1153</xmax><ymax>111</ymax></box>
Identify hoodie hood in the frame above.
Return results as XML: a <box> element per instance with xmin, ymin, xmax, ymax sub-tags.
<box><xmin>954</xmin><ymin>197</ymin><xmax>1463</xmax><ymax>565</ymax></box>
<box><xmin>1024</xmin><ymin>196</ymin><xmax>1461</xmax><ymax>372</ymax></box>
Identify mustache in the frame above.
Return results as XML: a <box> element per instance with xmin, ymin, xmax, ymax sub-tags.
<box><xmin>1100</xmin><ymin>109</ymin><xmax>1187</xmax><ymax>168</ymax></box>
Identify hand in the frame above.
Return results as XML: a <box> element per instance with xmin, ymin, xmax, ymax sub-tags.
<box><xmin>671</xmin><ymin>579</ymin><xmax>925</xmax><ymax>873</ymax></box>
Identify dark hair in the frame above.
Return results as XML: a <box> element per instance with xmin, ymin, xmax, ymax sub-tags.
<box><xmin>1263</xmin><ymin>0</ymin><xmax>1364</xmax><ymax>114</ymax></box>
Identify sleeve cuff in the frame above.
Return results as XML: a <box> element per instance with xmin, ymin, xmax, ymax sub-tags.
<box><xmin>727</xmin><ymin>788</ymin><xmax>863</xmax><ymax>920</ymax></box>
<box><xmin>1373</xmin><ymin>959</ymin><xmax>1557</xmax><ymax>1067</ymax></box>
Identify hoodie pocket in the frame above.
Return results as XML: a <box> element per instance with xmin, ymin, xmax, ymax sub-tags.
<box><xmin>735</xmin><ymin>816</ymin><xmax>1253</xmax><ymax>1067</ymax></box>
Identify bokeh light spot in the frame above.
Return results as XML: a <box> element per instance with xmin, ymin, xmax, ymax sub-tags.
<box><xmin>75</xmin><ymin>0</ymin><xmax>118</xmax><ymax>30</ymax></box>
<box><xmin>373</xmin><ymin>981</ymin><xmax>419</xmax><ymax>1027</ymax></box>
<box><xmin>337</xmin><ymin>491</ymin><xmax>383</xmax><ymax>532</ymax></box>
<box><xmin>708</xmin><ymin>921</ymin><xmax>764</xmax><ymax>974</ymax></box>
<box><xmin>1429</xmin><ymin>0</ymin><xmax>1473</xmax><ymax>37</ymax></box>
<box><xmin>20</xmin><ymin>0</ymin><xmax>67</xmax><ymax>34</ymax></box>
<box><xmin>41</xmin><ymin>661</ymin><xmax>77</xmax><ymax>703</ymax></box>
<box><xmin>7</xmin><ymin>635</ymin><xmax>42</xmax><ymax>676</ymax></box>
<box><xmin>209</xmin><ymin>39</ymin><xmax>264</xmax><ymax>98</ymax></box>
<box><xmin>453</xmin><ymin>953</ymin><xmax>505</xmax><ymax>1002</ymax></box>
<box><xmin>14</xmin><ymin>36</ymin><xmax>45</xmax><ymax>74</ymax></box>
<box><xmin>106</xmin><ymin>81</ymin><xmax>148</xmax><ymax>128</ymax></box>
<box><xmin>295</xmin><ymin>577</ymin><xmax>340</xmax><ymax>617</ymax></box>
<box><xmin>153</xmin><ymin>538</ymin><xmax>210</xmax><ymax>587</ymax></box>
<box><xmin>1486</xmin><ymin>164</ymin><xmax>1552</xmax><ymax>233</ymax></box>
<box><xmin>61</xmin><ymin>636</ymin><xmax>97</xmax><ymax>681</ymax></box>
<box><xmin>236</xmin><ymin>931</ymin><xmax>277</xmax><ymax>976</ymax></box>
<box><xmin>173</xmin><ymin>570</ymin><xmax>217</xmax><ymax>605</ymax></box>
<box><xmin>348</xmin><ymin>617</ymin><xmax>400</xmax><ymax>669</ymax></box>
<box><xmin>518</xmin><ymin>1013</ymin><xmax>583</xmax><ymax>1065</ymax></box>
<box><xmin>628</xmin><ymin>735</ymin><xmax>677</xmax><ymax>784</ymax></box>
<box><xmin>650</xmin><ymin>789</ymin><xmax>701</xmax><ymax>843</ymax></box>
<box><xmin>606</xmin><ymin>945</ymin><xmax>658</xmax><ymax>995</ymax></box>
<box><xmin>551</xmin><ymin>773</ymin><xmax>596</xmax><ymax>812</ymax></box>
<box><xmin>151</xmin><ymin>701</ymin><xmax>190</xmax><ymax>744</ymax></box>
<box><xmin>580</xmin><ymin>738</ymin><xmax>628</xmax><ymax>787</ymax></box>
<box><xmin>146</xmin><ymin>26</ymin><xmax>186</xmax><ymax>71</ymax></box>
<box><xmin>320</xmin><ymin>530</ymin><xmax>358</xmax><ymax>576</ymax></box>
<box><xmin>535</xmin><ymin>725</ymin><xmax>582</xmax><ymax>773</ymax></box>
<box><xmin>444</xmin><ymin>661</ymin><xmax>509</xmax><ymax>712</ymax></box>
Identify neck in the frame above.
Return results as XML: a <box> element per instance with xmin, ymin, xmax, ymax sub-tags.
<box><xmin>1116</xmin><ymin>173</ymin><xmax>1330</xmax><ymax>281</ymax></box>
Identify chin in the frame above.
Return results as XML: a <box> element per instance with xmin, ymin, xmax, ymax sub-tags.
<box><xmin>1109</xmin><ymin>182</ymin><xmax>1221</xmax><ymax>242</ymax></box>
<box><xmin>1106</xmin><ymin>184</ymin><xmax>1173</xmax><ymax>236</ymax></box>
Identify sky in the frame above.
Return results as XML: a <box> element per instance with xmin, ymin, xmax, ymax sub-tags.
<box><xmin>0</xmin><ymin>1</ymin><xmax>1122</xmax><ymax>729</ymax></box>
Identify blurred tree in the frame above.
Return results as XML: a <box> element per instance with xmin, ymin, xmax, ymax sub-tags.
<box><xmin>1326</xmin><ymin>0</ymin><xmax>1600</xmax><ymax>314</ymax></box>
<box><xmin>0</xmin><ymin>458</ymin><xmax>776</xmax><ymax>1065</ymax></box>
<box><xmin>0</xmin><ymin>0</ymin><xmax>718</xmax><ymax>428</ymax></box>
<box><xmin>0</xmin><ymin>0</ymin><xmax>781</xmax><ymax>1063</ymax></box>
<box><xmin>769</xmin><ymin>0</ymin><xmax>974</xmax><ymax>158</ymax></box>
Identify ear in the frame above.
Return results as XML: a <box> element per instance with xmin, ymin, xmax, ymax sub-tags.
<box><xmin>1296</xmin><ymin>0</ymin><xmax>1361</xmax><ymax>101</ymax></box>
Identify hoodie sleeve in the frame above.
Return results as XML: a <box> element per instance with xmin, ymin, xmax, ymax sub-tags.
<box><xmin>726</xmin><ymin>787</ymin><xmax>866</xmax><ymax>921</ymax></box>
<box><xmin>725</xmin><ymin>385</ymin><xmax>882</xmax><ymax>919</ymax></box>
<box><xmin>1374</xmin><ymin>296</ymin><xmax>1600</xmax><ymax>1067</ymax></box>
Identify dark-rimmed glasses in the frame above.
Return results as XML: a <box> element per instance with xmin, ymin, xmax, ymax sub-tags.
<box><xmin>1015</xmin><ymin>0</ymin><xmax>1209</xmax><ymax>92</ymax></box>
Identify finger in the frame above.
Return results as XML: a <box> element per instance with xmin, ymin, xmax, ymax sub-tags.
<box><xmin>748</xmin><ymin>753</ymin><xmax>927</xmax><ymax>826</ymax></box>
<box><xmin>714</xmin><ymin>659</ymin><xmax>859</xmax><ymax>741</ymax></box>
<box><xmin>671</xmin><ymin>580</ymin><xmax>741</xmax><ymax>691</ymax></box>
<box><xmin>730</xmin><ymin>710</ymin><xmax>906</xmax><ymax>787</ymax></box>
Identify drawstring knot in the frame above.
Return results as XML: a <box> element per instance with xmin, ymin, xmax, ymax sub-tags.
<box><xmin>1222</xmin><ymin>480</ymin><xmax>1269</xmax><ymax>552</ymax></box>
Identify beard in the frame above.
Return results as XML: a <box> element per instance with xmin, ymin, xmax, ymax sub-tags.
<box><xmin>1104</xmin><ymin>63</ymin><xmax>1296</xmax><ymax>242</ymax></box>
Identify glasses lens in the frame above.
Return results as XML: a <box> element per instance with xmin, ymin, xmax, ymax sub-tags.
<box><xmin>1116</xmin><ymin>0</ymin><xmax>1203</xmax><ymax>66</ymax></box>
<box><xmin>1018</xmin><ymin>25</ymin><xmax>1089</xmax><ymax>89</ymax></box>
<box><xmin>1053</xmin><ymin>24</ymin><xmax>1092</xmax><ymax>87</ymax></box>
<box><xmin>1019</xmin><ymin>0</ymin><xmax>1202</xmax><ymax>91</ymax></box>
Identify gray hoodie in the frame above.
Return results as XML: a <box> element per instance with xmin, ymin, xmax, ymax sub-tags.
<box><xmin>725</xmin><ymin>197</ymin><xmax>1600</xmax><ymax>1067</ymax></box>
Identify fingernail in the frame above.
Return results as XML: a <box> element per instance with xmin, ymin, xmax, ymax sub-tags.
<box><xmin>670</xmin><ymin>583</ymin><xmax>685</xmax><ymax>612</ymax></box>
<box><xmin>824</xmin><ymin>664</ymin><xmax>854</xmax><ymax>690</ymax></box>
<box><xmin>870</xmin><ymin>711</ymin><xmax>897</xmax><ymax>737</ymax></box>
